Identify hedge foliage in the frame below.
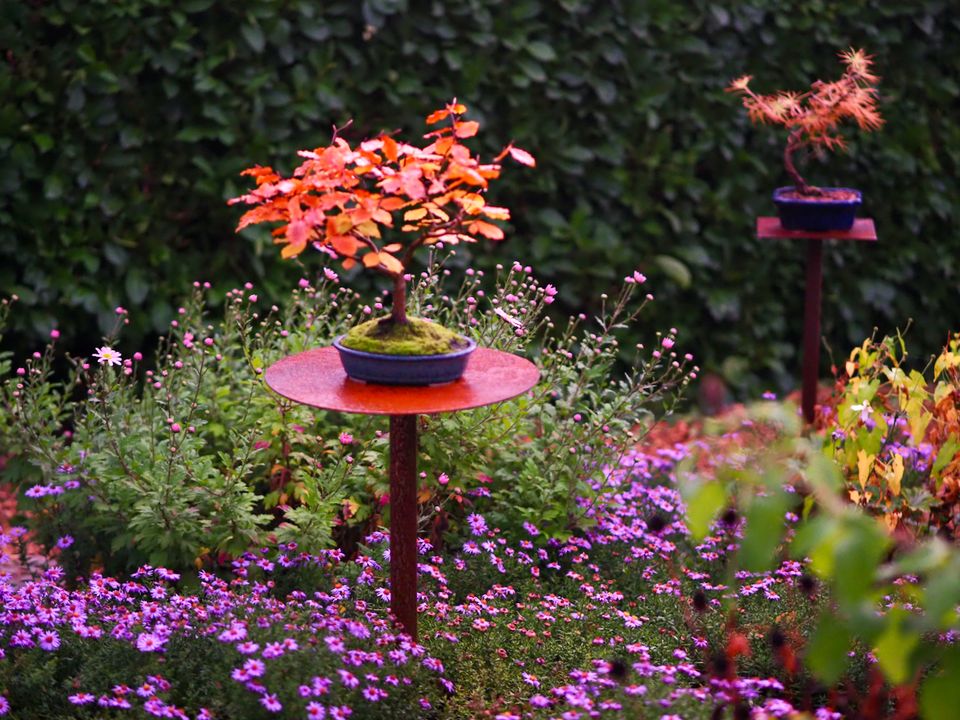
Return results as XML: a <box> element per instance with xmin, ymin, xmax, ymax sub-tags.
<box><xmin>2</xmin><ymin>0</ymin><xmax>958</xmax><ymax>389</ymax></box>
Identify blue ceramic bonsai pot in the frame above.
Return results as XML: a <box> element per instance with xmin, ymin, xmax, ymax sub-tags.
<box><xmin>333</xmin><ymin>335</ymin><xmax>477</xmax><ymax>386</ymax></box>
<box><xmin>773</xmin><ymin>186</ymin><xmax>862</xmax><ymax>232</ymax></box>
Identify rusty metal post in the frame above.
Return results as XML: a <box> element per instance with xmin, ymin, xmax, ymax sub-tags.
<box><xmin>389</xmin><ymin>414</ymin><xmax>418</xmax><ymax>639</ymax></box>
<box><xmin>756</xmin><ymin>217</ymin><xmax>876</xmax><ymax>424</ymax></box>
<box><xmin>801</xmin><ymin>238</ymin><xmax>824</xmax><ymax>424</ymax></box>
<box><xmin>264</xmin><ymin>347</ymin><xmax>540</xmax><ymax>642</ymax></box>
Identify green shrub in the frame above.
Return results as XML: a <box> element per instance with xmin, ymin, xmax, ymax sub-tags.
<box><xmin>1</xmin><ymin>258</ymin><xmax>691</xmax><ymax>574</ymax></box>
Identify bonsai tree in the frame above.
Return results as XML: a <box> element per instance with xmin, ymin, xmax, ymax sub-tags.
<box><xmin>727</xmin><ymin>48</ymin><xmax>883</xmax><ymax>197</ymax></box>
<box><xmin>229</xmin><ymin>100</ymin><xmax>534</xmax><ymax>352</ymax></box>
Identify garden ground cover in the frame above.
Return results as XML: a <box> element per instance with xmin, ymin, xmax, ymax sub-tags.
<box><xmin>0</xmin><ymin>408</ymin><xmax>852</xmax><ymax>719</ymax></box>
<box><xmin>3</xmin><ymin>266</ymin><xmax>959</xmax><ymax>718</ymax></box>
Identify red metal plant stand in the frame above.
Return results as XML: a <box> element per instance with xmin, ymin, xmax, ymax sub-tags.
<box><xmin>265</xmin><ymin>346</ymin><xmax>539</xmax><ymax>640</ymax></box>
<box><xmin>756</xmin><ymin>217</ymin><xmax>877</xmax><ymax>424</ymax></box>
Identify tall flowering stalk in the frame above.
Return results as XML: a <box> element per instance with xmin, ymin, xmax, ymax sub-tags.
<box><xmin>727</xmin><ymin>48</ymin><xmax>883</xmax><ymax>196</ymax></box>
<box><xmin>229</xmin><ymin>100</ymin><xmax>534</xmax><ymax>326</ymax></box>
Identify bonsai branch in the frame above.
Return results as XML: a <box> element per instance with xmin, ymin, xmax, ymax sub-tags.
<box><xmin>391</xmin><ymin>273</ymin><xmax>408</xmax><ymax>325</ymax></box>
<box><xmin>784</xmin><ymin>131</ymin><xmax>820</xmax><ymax>197</ymax></box>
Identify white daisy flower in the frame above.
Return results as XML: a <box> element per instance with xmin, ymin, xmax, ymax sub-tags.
<box><xmin>93</xmin><ymin>346</ymin><xmax>122</xmax><ymax>366</ymax></box>
<box><xmin>494</xmin><ymin>307</ymin><xmax>524</xmax><ymax>330</ymax></box>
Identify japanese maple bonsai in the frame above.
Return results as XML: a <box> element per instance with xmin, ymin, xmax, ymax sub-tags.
<box><xmin>727</xmin><ymin>48</ymin><xmax>883</xmax><ymax>231</ymax></box>
<box><xmin>229</xmin><ymin>100</ymin><xmax>534</xmax><ymax>384</ymax></box>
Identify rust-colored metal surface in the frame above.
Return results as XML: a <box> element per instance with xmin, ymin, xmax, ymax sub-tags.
<box><xmin>265</xmin><ymin>346</ymin><xmax>540</xmax><ymax>416</ymax></box>
<box><xmin>801</xmin><ymin>239</ymin><xmax>825</xmax><ymax>424</ymax></box>
<box><xmin>389</xmin><ymin>415</ymin><xmax>418</xmax><ymax>639</ymax></box>
<box><xmin>756</xmin><ymin>216</ymin><xmax>877</xmax><ymax>423</ymax></box>
<box><xmin>756</xmin><ymin>216</ymin><xmax>877</xmax><ymax>241</ymax></box>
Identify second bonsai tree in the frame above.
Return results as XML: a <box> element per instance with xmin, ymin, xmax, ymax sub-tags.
<box><xmin>727</xmin><ymin>48</ymin><xmax>883</xmax><ymax>231</ymax></box>
<box><xmin>229</xmin><ymin>100</ymin><xmax>535</xmax><ymax>364</ymax></box>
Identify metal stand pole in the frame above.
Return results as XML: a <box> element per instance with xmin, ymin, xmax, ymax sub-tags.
<box><xmin>388</xmin><ymin>414</ymin><xmax>418</xmax><ymax>640</ymax></box>
<box><xmin>801</xmin><ymin>238</ymin><xmax>824</xmax><ymax>424</ymax></box>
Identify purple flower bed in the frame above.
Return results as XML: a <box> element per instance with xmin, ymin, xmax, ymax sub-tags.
<box><xmin>0</xmin><ymin>433</ymin><xmax>846</xmax><ymax>719</ymax></box>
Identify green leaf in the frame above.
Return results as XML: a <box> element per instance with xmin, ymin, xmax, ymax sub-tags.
<box><xmin>873</xmin><ymin>609</ymin><xmax>918</xmax><ymax>684</ymax></box>
<box><xmin>516</xmin><ymin>58</ymin><xmax>546</xmax><ymax>82</ymax></box>
<box><xmin>886</xmin><ymin>538</ymin><xmax>951</xmax><ymax>579</ymax></box>
<box><xmin>76</xmin><ymin>44</ymin><xmax>97</xmax><ymax>63</ymax></box>
<box><xmin>241</xmin><ymin>23</ymin><xmax>266</xmax><ymax>53</ymax></box>
<box><xmin>709</xmin><ymin>5</ymin><xmax>730</xmax><ymax>26</ymax></box>
<box><xmin>175</xmin><ymin>126</ymin><xmax>212</xmax><ymax>142</ymax></box>
<box><xmin>806</xmin><ymin>611</ymin><xmax>850</xmax><ymax>684</ymax></box>
<box><xmin>932</xmin><ymin>437</ymin><xmax>960</xmax><ymax>488</ymax></box>
<box><xmin>103</xmin><ymin>243</ymin><xmax>129</xmax><ymax>267</ymax></box>
<box><xmin>125</xmin><ymin>269</ymin><xmax>149</xmax><ymax>305</ymax></box>
<box><xmin>832</xmin><ymin>517</ymin><xmax>890</xmax><ymax>607</ymax></box>
<box><xmin>43</xmin><ymin>175</ymin><xmax>64</xmax><ymax>200</ymax></box>
<box><xmin>920</xmin><ymin>648</ymin><xmax>960</xmax><ymax>720</ymax></box>
<box><xmin>182</xmin><ymin>0</ymin><xmax>215</xmax><ymax>10</ymax></box>
<box><xmin>683</xmin><ymin>480</ymin><xmax>726</xmax><ymax>541</ymax></box>
<box><xmin>527</xmin><ymin>41</ymin><xmax>557</xmax><ymax>62</ymax></box>
<box><xmin>738</xmin><ymin>490</ymin><xmax>790</xmax><ymax>572</ymax></box>
<box><xmin>924</xmin><ymin>559</ymin><xmax>960</xmax><ymax>627</ymax></box>
<box><xmin>654</xmin><ymin>255</ymin><xmax>691</xmax><ymax>288</ymax></box>
<box><xmin>32</xmin><ymin>133</ymin><xmax>55</xmax><ymax>152</ymax></box>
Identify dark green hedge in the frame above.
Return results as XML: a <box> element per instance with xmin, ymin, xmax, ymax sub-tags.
<box><xmin>2</xmin><ymin>0</ymin><xmax>958</xmax><ymax>390</ymax></box>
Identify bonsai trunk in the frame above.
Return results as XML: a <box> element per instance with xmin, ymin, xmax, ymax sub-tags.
<box><xmin>784</xmin><ymin>131</ymin><xmax>820</xmax><ymax>197</ymax></box>
<box><xmin>391</xmin><ymin>274</ymin><xmax>408</xmax><ymax>325</ymax></box>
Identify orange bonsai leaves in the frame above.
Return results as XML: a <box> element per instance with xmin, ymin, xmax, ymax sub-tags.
<box><xmin>229</xmin><ymin>100</ymin><xmax>534</xmax><ymax>324</ymax></box>
<box><xmin>727</xmin><ymin>48</ymin><xmax>883</xmax><ymax>196</ymax></box>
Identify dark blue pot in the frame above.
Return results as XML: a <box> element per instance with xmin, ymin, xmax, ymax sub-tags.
<box><xmin>333</xmin><ymin>335</ymin><xmax>476</xmax><ymax>386</ymax></box>
<box><xmin>773</xmin><ymin>187</ymin><xmax>862</xmax><ymax>232</ymax></box>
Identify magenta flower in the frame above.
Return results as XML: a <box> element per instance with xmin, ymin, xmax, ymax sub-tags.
<box><xmin>242</xmin><ymin>659</ymin><xmax>266</xmax><ymax>678</ymax></box>
<box><xmin>10</xmin><ymin>630</ymin><xmax>34</xmax><ymax>648</ymax></box>
<box><xmin>422</xmin><ymin>657</ymin><xmax>444</xmax><ymax>672</ymax></box>
<box><xmin>530</xmin><ymin>694</ymin><xmax>552</xmax><ymax>708</ymax></box>
<box><xmin>259</xmin><ymin>694</ymin><xmax>282</xmax><ymax>712</ymax></box>
<box><xmin>135</xmin><ymin>633</ymin><xmax>165</xmax><ymax>652</ymax></box>
<box><xmin>522</xmin><ymin>672</ymin><xmax>540</xmax><ymax>688</ymax></box>
<box><xmin>218</xmin><ymin>623</ymin><xmax>247</xmax><ymax>642</ymax></box>
<box><xmin>466</xmin><ymin>513</ymin><xmax>488</xmax><ymax>536</ymax></box>
<box><xmin>471</xmin><ymin>618</ymin><xmax>491</xmax><ymax>632</ymax></box>
<box><xmin>262</xmin><ymin>641</ymin><xmax>285</xmax><ymax>658</ymax></box>
<box><xmin>361</xmin><ymin>687</ymin><xmax>388</xmax><ymax>702</ymax></box>
<box><xmin>37</xmin><ymin>630</ymin><xmax>61</xmax><ymax>651</ymax></box>
<box><xmin>337</xmin><ymin>670</ymin><xmax>359</xmax><ymax>689</ymax></box>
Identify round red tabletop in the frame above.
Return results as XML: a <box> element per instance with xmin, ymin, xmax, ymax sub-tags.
<box><xmin>265</xmin><ymin>346</ymin><xmax>540</xmax><ymax>416</ymax></box>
